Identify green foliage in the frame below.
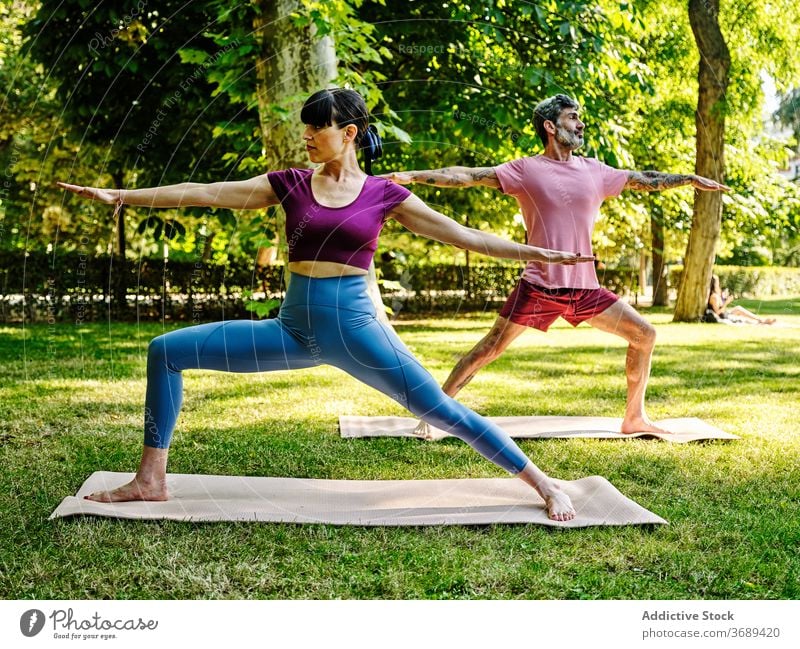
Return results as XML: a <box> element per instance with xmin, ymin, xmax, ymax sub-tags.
<box><xmin>353</xmin><ymin>0</ymin><xmax>651</xmax><ymax>251</ymax></box>
<box><xmin>4</xmin><ymin>0</ymin><xmax>800</xmax><ymax>270</ymax></box>
<box><xmin>617</xmin><ymin>0</ymin><xmax>800</xmax><ymax>269</ymax></box>
<box><xmin>20</xmin><ymin>0</ymin><xmax>256</xmax><ymax>260</ymax></box>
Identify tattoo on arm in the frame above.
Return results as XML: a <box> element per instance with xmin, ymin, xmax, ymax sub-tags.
<box><xmin>471</xmin><ymin>168</ymin><xmax>499</xmax><ymax>187</ymax></box>
<box><xmin>626</xmin><ymin>170</ymin><xmax>694</xmax><ymax>192</ymax></box>
<box><xmin>414</xmin><ymin>167</ymin><xmax>499</xmax><ymax>188</ymax></box>
<box><xmin>414</xmin><ymin>167</ymin><xmax>470</xmax><ymax>187</ymax></box>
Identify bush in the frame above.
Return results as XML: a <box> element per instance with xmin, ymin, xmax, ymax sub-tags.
<box><xmin>668</xmin><ymin>265</ymin><xmax>800</xmax><ymax>298</ymax></box>
<box><xmin>1</xmin><ymin>251</ymin><xmax>645</xmax><ymax>321</ymax></box>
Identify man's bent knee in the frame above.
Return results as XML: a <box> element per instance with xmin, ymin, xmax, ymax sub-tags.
<box><xmin>631</xmin><ymin>320</ymin><xmax>657</xmax><ymax>349</ymax></box>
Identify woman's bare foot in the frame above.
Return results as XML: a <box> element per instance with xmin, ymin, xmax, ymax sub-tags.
<box><xmin>516</xmin><ymin>463</ymin><xmax>576</xmax><ymax>521</ymax></box>
<box><xmin>84</xmin><ymin>476</ymin><xmax>168</xmax><ymax>502</ymax></box>
<box><xmin>620</xmin><ymin>416</ymin><xmax>672</xmax><ymax>435</ymax></box>
<box><xmin>412</xmin><ymin>420</ymin><xmax>436</xmax><ymax>440</ymax></box>
<box><xmin>542</xmin><ymin>488</ymin><xmax>576</xmax><ymax>522</ymax></box>
<box><xmin>84</xmin><ymin>446</ymin><xmax>170</xmax><ymax>502</ymax></box>
<box><xmin>759</xmin><ymin>317</ymin><xmax>776</xmax><ymax>325</ymax></box>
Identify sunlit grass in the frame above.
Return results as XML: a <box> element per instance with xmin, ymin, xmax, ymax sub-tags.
<box><xmin>1</xmin><ymin>296</ymin><xmax>798</xmax><ymax>599</ymax></box>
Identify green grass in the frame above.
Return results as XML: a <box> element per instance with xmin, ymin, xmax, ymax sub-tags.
<box><xmin>1</xmin><ymin>295</ymin><xmax>799</xmax><ymax>599</ymax></box>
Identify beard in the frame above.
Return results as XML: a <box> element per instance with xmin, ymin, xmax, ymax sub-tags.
<box><xmin>555</xmin><ymin>124</ymin><xmax>584</xmax><ymax>150</ymax></box>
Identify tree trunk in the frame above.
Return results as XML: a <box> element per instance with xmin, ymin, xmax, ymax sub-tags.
<box><xmin>673</xmin><ymin>0</ymin><xmax>731</xmax><ymax>321</ymax></box>
<box><xmin>650</xmin><ymin>202</ymin><xmax>668</xmax><ymax>306</ymax></box>
<box><xmin>252</xmin><ymin>0</ymin><xmax>391</xmax><ymax>323</ymax></box>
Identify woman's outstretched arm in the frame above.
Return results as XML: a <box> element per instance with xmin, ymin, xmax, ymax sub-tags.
<box><xmin>57</xmin><ymin>174</ymin><xmax>279</xmax><ymax>210</ymax></box>
<box><xmin>390</xmin><ymin>194</ymin><xmax>595</xmax><ymax>265</ymax></box>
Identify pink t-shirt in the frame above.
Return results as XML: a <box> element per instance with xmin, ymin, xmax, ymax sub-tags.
<box><xmin>495</xmin><ymin>155</ymin><xmax>628</xmax><ymax>289</ymax></box>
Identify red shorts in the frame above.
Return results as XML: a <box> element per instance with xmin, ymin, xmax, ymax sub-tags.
<box><xmin>499</xmin><ymin>279</ymin><xmax>619</xmax><ymax>331</ymax></box>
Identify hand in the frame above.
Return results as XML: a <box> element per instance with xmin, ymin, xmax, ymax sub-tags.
<box><xmin>57</xmin><ymin>182</ymin><xmax>119</xmax><ymax>204</ymax></box>
<box><xmin>691</xmin><ymin>175</ymin><xmax>731</xmax><ymax>192</ymax></box>
<box><xmin>541</xmin><ymin>250</ymin><xmax>596</xmax><ymax>265</ymax></box>
<box><xmin>378</xmin><ymin>172</ymin><xmax>415</xmax><ymax>185</ymax></box>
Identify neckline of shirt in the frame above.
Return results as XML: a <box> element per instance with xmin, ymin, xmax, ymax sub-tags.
<box><xmin>535</xmin><ymin>154</ymin><xmax>581</xmax><ymax>165</ymax></box>
<box><xmin>306</xmin><ymin>169</ymin><xmax>372</xmax><ymax>209</ymax></box>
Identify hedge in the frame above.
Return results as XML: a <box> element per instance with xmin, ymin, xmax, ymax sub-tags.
<box><xmin>668</xmin><ymin>265</ymin><xmax>800</xmax><ymax>298</ymax></box>
<box><xmin>3</xmin><ymin>250</ymin><xmax>797</xmax><ymax>322</ymax></box>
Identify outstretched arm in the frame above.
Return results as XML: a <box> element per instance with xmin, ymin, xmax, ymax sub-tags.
<box><xmin>57</xmin><ymin>174</ymin><xmax>279</xmax><ymax>210</ymax></box>
<box><xmin>624</xmin><ymin>170</ymin><xmax>730</xmax><ymax>192</ymax></box>
<box><xmin>380</xmin><ymin>166</ymin><xmax>501</xmax><ymax>189</ymax></box>
<box><xmin>390</xmin><ymin>194</ymin><xmax>594</xmax><ymax>265</ymax></box>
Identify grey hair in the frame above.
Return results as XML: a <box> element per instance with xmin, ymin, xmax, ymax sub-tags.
<box><xmin>533</xmin><ymin>94</ymin><xmax>580</xmax><ymax>146</ymax></box>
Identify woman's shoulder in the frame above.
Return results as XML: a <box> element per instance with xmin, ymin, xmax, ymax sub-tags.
<box><xmin>268</xmin><ymin>167</ymin><xmax>313</xmax><ymax>179</ymax></box>
<box><xmin>266</xmin><ymin>168</ymin><xmax>313</xmax><ymax>200</ymax></box>
<box><xmin>368</xmin><ymin>174</ymin><xmax>411</xmax><ymax>192</ymax></box>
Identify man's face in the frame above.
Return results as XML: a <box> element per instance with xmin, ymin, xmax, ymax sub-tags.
<box><xmin>552</xmin><ymin>107</ymin><xmax>584</xmax><ymax>149</ymax></box>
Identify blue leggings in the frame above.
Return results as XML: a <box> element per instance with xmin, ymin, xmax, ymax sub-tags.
<box><xmin>144</xmin><ymin>273</ymin><xmax>530</xmax><ymax>474</ymax></box>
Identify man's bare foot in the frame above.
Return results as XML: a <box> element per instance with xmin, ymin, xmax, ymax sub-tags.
<box><xmin>542</xmin><ymin>488</ymin><xmax>576</xmax><ymax>522</ymax></box>
<box><xmin>84</xmin><ymin>477</ymin><xmax>168</xmax><ymax>502</ymax></box>
<box><xmin>411</xmin><ymin>420</ymin><xmax>436</xmax><ymax>441</ymax></box>
<box><xmin>620</xmin><ymin>416</ymin><xmax>672</xmax><ymax>435</ymax></box>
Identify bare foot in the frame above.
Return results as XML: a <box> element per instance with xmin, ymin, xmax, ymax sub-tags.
<box><xmin>760</xmin><ymin>317</ymin><xmax>776</xmax><ymax>325</ymax></box>
<box><xmin>84</xmin><ymin>477</ymin><xmax>168</xmax><ymax>502</ymax></box>
<box><xmin>411</xmin><ymin>420</ymin><xmax>436</xmax><ymax>441</ymax></box>
<box><xmin>620</xmin><ymin>416</ymin><xmax>672</xmax><ymax>435</ymax></box>
<box><xmin>542</xmin><ymin>488</ymin><xmax>576</xmax><ymax>522</ymax></box>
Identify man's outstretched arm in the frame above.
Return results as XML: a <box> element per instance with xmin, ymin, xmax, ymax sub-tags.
<box><xmin>380</xmin><ymin>167</ymin><xmax>501</xmax><ymax>189</ymax></box>
<box><xmin>624</xmin><ymin>170</ymin><xmax>730</xmax><ymax>192</ymax></box>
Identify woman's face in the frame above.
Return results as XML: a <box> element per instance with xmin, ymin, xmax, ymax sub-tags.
<box><xmin>303</xmin><ymin>121</ymin><xmax>358</xmax><ymax>164</ymax></box>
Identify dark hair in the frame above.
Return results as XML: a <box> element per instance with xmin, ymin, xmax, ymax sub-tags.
<box><xmin>300</xmin><ymin>88</ymin><xmax>383</xmax><ymax>174</ymax></box>
<box><xmin>533</xmin><ymin>94</ymin><xmax>580</xmax><ymax>146</ymax></box>
<box><xmin>709</xmin><ymin>274</ymin><xmax>721</xmax><ymax>295</ymax></box>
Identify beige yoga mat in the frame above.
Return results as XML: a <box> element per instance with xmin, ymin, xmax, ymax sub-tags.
<box><xmin>49</xmin><ymin>471</ymin><xmax>667</xmax><ymax>528</ymax></box>
<box><xmin>339</xmin><ymin>415</ymin><xmax>739</xmax><ymax>443</ymax></box>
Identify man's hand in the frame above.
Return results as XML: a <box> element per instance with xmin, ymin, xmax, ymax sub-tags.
<box><xmin>378</xmin><ymin>172</ymin><xmax>415</xmax><ymax>185</ymax></box>
<box><xmin>691</xmin><ymin>175</ymin><xmax>731</xmax><ymax>192</ymax></box>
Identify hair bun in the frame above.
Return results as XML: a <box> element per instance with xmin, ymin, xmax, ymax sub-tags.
<box><xmin>361</xmin><ymin>124</ymin><xmax>383</xmax><ymax>161</ymax></box>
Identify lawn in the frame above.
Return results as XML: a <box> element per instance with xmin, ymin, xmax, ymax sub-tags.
<box><xmin>1</xmin><ymin>296</ymin><xmax>798</xmax><ymax>599</ymax></box>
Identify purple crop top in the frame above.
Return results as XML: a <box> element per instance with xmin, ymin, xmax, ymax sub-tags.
<box><xmin>266</xmin><ymin>168</ymin><xmax>412</xmax><ymax>270</ymax></box>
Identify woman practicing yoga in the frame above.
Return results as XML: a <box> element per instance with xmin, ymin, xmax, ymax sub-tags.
<box><xmin>59</xmin><ymin>88</ymin><xmax>594</xmax><ymax>521</ymax></box>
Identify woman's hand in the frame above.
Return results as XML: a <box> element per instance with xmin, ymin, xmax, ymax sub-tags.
<box><xmin>536</xmin><ymin>249</ymin><xmax>596</xmax><ymax>265</ymax></box>
<box><xmin>57</xmin><ymin>182</ymin><xmax>119</xmax><ymax>204</ymax></box>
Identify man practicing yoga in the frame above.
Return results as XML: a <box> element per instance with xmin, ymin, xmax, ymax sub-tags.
<box><xmin>383</xmin><ymin>94</ymin><xmax>729</xmax><ymax>437</ymax></box>
<box><xmin>59</xmin><ymin>88</ymin><xmax>596</xmax><ymax>521</ymax></box>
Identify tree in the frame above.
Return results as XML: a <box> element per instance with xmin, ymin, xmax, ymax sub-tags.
<box><xmin>673</xmin><ymin>0</ymin><xmax>731</xmax><ymax>321</ymax></box>
<box><xmin>674</xmin><ymin>0</ymin><xmax>800</xmax><ymax>319</ymax></box>
<box><xmin>23</xmin><ymin>0</ymin><xmax>243</xmax><ymax>314</ymax></box>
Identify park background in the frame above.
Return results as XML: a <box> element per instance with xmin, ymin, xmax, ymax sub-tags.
<box><xmin>0</xmin><ymin>0</ymin><xmax>798</xmax><ymax>600</ymax></box>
